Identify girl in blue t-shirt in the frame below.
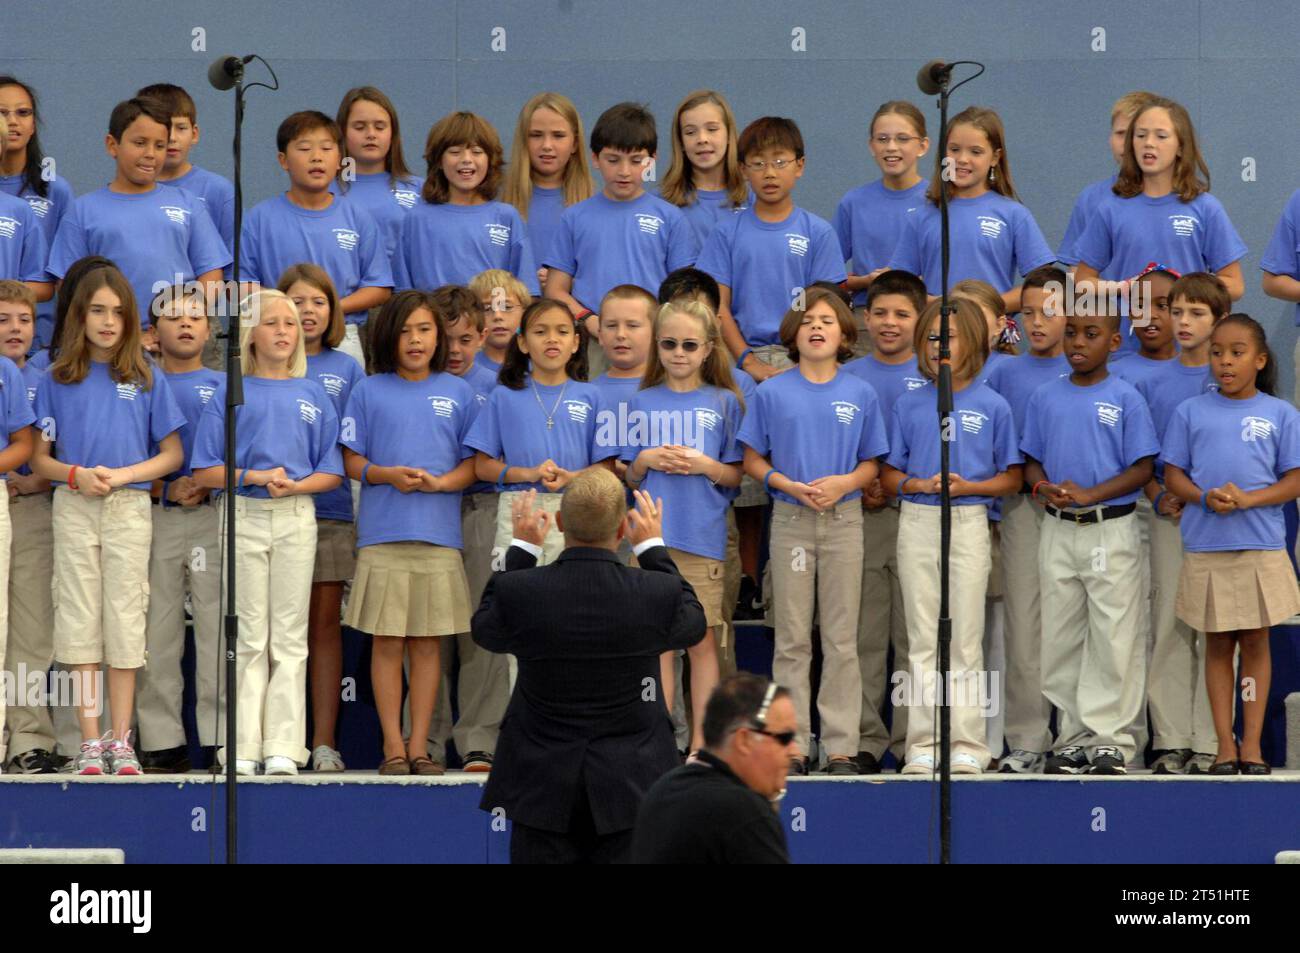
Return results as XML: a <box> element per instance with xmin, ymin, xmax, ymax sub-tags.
<box><xmin>30</xmin><ymin>255</ymin><xmax>115</xmax><ymax>372</ymax></box>
<box><xmin>623</xmin><ymin>298</ymin><xmax>744</xmax><ymax>754</ymax></box>
<box><xmin>341</xmin><ymin>290</ymin><xmax>478</xmax><ymax>775</ymax></box>
<box><xmin>1163</xmin><ymin>315</ymin><xmax>1300</xmax><ymax>775</ymax></box>
<box><xmin>660</xmin><ymin>90</ymin><xmax>750</xmax><ymax>250</ymax></box>
<box><xmin>192</xmin><ymin>290</ymin><xmax>344</xmax><ymax>777</ymax></box>
<box><xmin>30</xmin><ymin>265</ymin><xmax>185</xmax><ymax>776</ymax></box>
<box><xmin>466</xmin><ymin>298</ymin><xmax>612</xmax><ymax>565</ymax></box>
<box><xmin>278</xmin><ymin>263</ymin><xmax>363</xmax><ymax>774</ymax></box>
<box><xmin>502</xmin><ymin>92</ymin><xmax>595</xmax><ymax>290</ymax></box>
<box><xmin>881</xmin><ymin>298</ymin><xmax>1023</xmax><ymax>775</ymax></box>
<box><xmin>951</xmin><ymin>278</ymin><xmax>1019</xmax><ymax>383</ymax></box>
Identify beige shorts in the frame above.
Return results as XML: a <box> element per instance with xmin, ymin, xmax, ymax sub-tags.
<box><xmin>51</xmin><ymin>487</ymin><xmax>153</xmax><ymax>668</ymax></box>
<box><xmin>669</xmin><ymin>547</ymin><xmax>727</xmax><ymax>629</ymax></box>
<box><xmin>346</xmin><ymin>542</ymin><xmax>472</xmax><ymax>637</ymax></box>
<box><xmin>1176</xmin><ymin>548</ymin><xmax>1300</xmax><ymax>633</ymax></box>
<box><xmin>494</xmin><ymin>490</ymin><xmax>565</xmax><ymax>565</ymax></box>
<box><xmin>313</xmin><ymin>517</ymin><xmax>357</xmax><ymax>583</ymax></box>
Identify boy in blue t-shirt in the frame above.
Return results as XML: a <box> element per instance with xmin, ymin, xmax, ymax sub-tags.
<box><xmin>699</xmin><ymin>116</ymin><xmax>846</xmax><ymax>386</ymax></box>
<box><xmin>1021</xmin><ymin>306</ymin><xmax>1159</xmax><ymax>776</ymax></box>
<box><xmin>239</xmin><ymin>111</ymin><xmax>393</xmax><ymax>368</ymax></box>
<box><xmin>543</xmin><ymin>103</ymin><xmax>697</xmax><ymax>347</ymax></box>
<box><xmin>47</xmin><ymin>97</ymin><xmax>230</xmax><ymax>331</ymax></box>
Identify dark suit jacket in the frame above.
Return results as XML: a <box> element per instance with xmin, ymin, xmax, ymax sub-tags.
<box><xmin>472</xmin><ymin>543</ymin><xmax>706</xmax><ymax>835</ymax></box>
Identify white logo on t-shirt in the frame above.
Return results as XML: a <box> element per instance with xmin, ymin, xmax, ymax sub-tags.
<box><xmin>904</xmin><ymin>377</ymin><xmax>928</xmax><ymax>391</ymax></box>
<box><xmin>428</xmin><ymin>395</ymin><xmax>458</xmax><ymax>418</ymax></box>
<box><xmin>25</xmin><ymin>385</ymin><xmax>37</xmax><ymax>403</ymax></box>
<box><xmin>832</xmin><ymin>400</ymin><xmax>860</xmax><ymax>425</ymax></box>
<box><xmin>334</xmin><ymin>228</ymin><xmax>359</xmax><ymax>251</ymax></box>
<box><xmin>1241</xmin><ymin>416</ymin><xmax>1275</xmax><ymax>442</ymax></box>
<box><xmin>116</xmin><ymin>382</ymin><xmax>139</xmax><ymax>401</ymax></box>
<box><xmin>636</xmin><ymin>214</ymin><xmax>664</xmax><ymax>236</ymax></box>
<box><xmin>0</xmin><ymin>217</ymin><xmax>19</xmax><ymax>240</ymax></box>
<box><xmin>977</xmin><ymin>216</ymin><xmax>1006</xmax><ymax>239</ymax></box>
<box><xmin>393</xmin><ymin>189</ymin><xmax>418</xmax><ymax>209</ymax></box>
<box><xmin>160</xmin><ymin>206</ymin><xmax>189</xmax><ymax>226</ymax></box>
<box><xmin>786</xmin><ymin>233</ymin><xmax>810</xmax><ymax>257</ymax></box>
<box><xmin>318</xmin><ymin>373</ymin><xmax>346</xmax><ymax>397</ymax></box>
<box><xmin>25</xmin><ymin>197</ymin><xmax>51</xmax><ymax>219</ymax></box>
<box><xmin>958</xmin><ymin>409</ymin><xmax>988</xmax><ymax>434</ymax></box>
<box><xmin>297</xmin><ymin>399</ymin><xmax>321</xmax><ymax>424</ymax></box>
<box><xmin>1095</xmin><ymin>401</ymin><xmax>1121</xmax><ymax>427</ymax></box>
<box><xmin>564</xmin><ymin>399</ymin><xmax>592</xmax><ymax>423</ymax></box>
<box><xmin>485</xmin><ymin>223</ymin><xmax>511</xmax><ymax>247</ymax></box>
<box><xmin>1169</xmin><ymin>214</ymin><xmax>1199</xmax><ymax>238</ymax></box>
<box><xmin>195</xmin><ymin>385</ymin><xmax>216</xmax><ymax>405</ymax></box>
<box><xmin>694</xmin><ymin>408</ymin><xmax>722</xmax><ymax>432</ymax></box>
<box><xmin>474</xmin><ymin>392</ymin><xmax>488</xmax><ymax>406</ymax></box>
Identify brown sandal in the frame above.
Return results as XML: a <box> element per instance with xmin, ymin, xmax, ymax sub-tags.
<box><xmin>409</xmin><ymin>756</ymin><xmax>445</xmax><ymax>776</ymax></box>
<box><xmin>378</xmin><ymin>756</ymin><xmax>410</xmax><ymax>776</ymax></box>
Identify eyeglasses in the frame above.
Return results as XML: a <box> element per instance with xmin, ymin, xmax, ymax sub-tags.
<box><xmin>658</xmin><ymin>338</ymin><xmax>703</xmax><ymax>352</ymax></box>
<box><xmin>873</xmin><ymin>134</ymin><xmax>918</xmax><ymax>146</ymax></box>
<box><xmin>742</xmin><ymin>725</ymin><xmax>796</xmax><ymax>746</ymax></box>
<box><xmin>0</xmin><ymin>108</ymin><xmax>33</xmax><ymax>121</ymax></box>
<box><xmin>481</xmin><ymin>303</ymin><xmax>520</xmax><ymax>315</ymax></box>
<box><xmin>743</xmin><ymin>157</ymin><xmax>795</xmax><ymax>172</ymax></box>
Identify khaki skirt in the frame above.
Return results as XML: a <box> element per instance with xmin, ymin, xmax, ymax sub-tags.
<box><xmin>313</xmin><ymin>518</ymin><xmax>357</xmax><ymax>583</ymax></box>
<box><xmin>1175</xmin><ymin>549</ymin><xmax>1300</xmax><ymax>632</ymax></box>
<box><xmin>345</xmin><ymin>542</ymin><xmax>472</xmax><ymax>637</ymax></box>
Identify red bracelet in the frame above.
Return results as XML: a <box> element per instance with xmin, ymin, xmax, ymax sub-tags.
<box><xmin>68</xmin><ymin>465</ymin><xmax>78</xmax><ymax>491</ymax></box>
<box><xmin>1030</xmin><ymin>480</ymin><xmax>1049</xmax><ymax>500</ymax></box>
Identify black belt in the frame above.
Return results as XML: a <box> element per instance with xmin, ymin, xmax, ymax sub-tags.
<box><xmin>1045</xmin><ymin>502</ymin><xmax>1136</xmax><ymax>524</ymax></box>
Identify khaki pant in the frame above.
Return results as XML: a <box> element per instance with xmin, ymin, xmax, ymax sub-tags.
<box><xmin>4</xmin><ymin>492</ymin><xmax>56</xmax><ymax>760</ymax></box>
<box><xmin>219</xmin><ymin>495</ymin><xmax>316</xmax><ymax>766</ymax></box>
<box><xmin>51</xmin><ymin>487</ymin><xmax>152</xmax><ymax>668</ymax></box>
<box><xmin>1039</xmin><ymin>509</ymin><xmax>1147</xmax><ymax>763</ymax></box>
<box><xmin>856</xmin><ymin>503</ymin><xmax>908</xmax><ymax>759</ymax></box>
<box><xmin>769</xmin><ymin>499</ymin><xmax>863</xmax><ymax>759</ymax></box>
<box><xmin>897</xmin><ymin>502</ymin><xmax>993</xmax><ymax>766</ymax></box>
<box><xmin>998</xmin><ymin>493</ymin><xmax>1053</xmax><ymax>753</ymax></box>
<box><xmin>1147</xmin><ymin>506</ymin><xmax>1216</xmax><ymax>754</ymax></box>
<box><xmin>429</xmin><ymin>493</ymin><xmax>510</xmax><ymax>759</ymax></box>
<box><xmin>718</xmin><ymin>506</ymin><xmax>740</xmax><ymax>677</ymax></box>
<box><xmin>137</xmin><ymin>502</ymin><xmax>223</xmax><ymax>750</ymax></box>
<box><xmin>495</xmin><ymin>490</ymin><xmax>564</xmax><ymax>692</ymax></box>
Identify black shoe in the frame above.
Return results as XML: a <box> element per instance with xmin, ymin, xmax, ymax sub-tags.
<box><xmin>823</xmin><ymin>758</ymin><xmax>858</xmax><ymax>776</ymax></box>
<box><xmin>461</xmin><ymin>750</ymin><xmax>493</xmax><ymax>773</ymax></box>
<box><xmin>138</xmin><ymin>745</ymin><xmax>192</xmax><ymax>774</ymax></box>
<box><xmin>733</xmin><ymin>575</ymin><xmax>764</xmax><ymax>621</ymax></box>
<box><xmin>855</xmin><ymin>751</ymin><xmax>882</xmax><ymax>775</ymax></box>
<box><xmin>1088</xmin><ymin>746</ymin><xmax>1126</xmax><ymax>775</ymax></box>
<box><xmin>8</xmin><ymin>748</ymin><xmax>65</xmax><ymax>774</ymax></box>
<box><xmin>1044</xmin><ymin>746</ymin><xmax>1090</xmax><ymax>775</ymax></box>
<box><xmin>199</xmin><ymin>746</ymin><xmax>218</xmax><ymax>770</ymax></box>
<box><xmin>1151</xmin><ymin>748</ymin><xmax>1192</xmax><ymax>774</ymax></box>
<box><xmin>1239</xmin><ymin>761</ymin><xmax>1271</xmax><ymax>776</ymax></box>
<box><xmin>1208</xmin><ymin>759</ymin><xmax>1240</xmax><ymax>775</ymax></box>
<box><xmin>787</xmin><ymin>756</ymin><xmax>809</xmax><ymax>776</ymax></box>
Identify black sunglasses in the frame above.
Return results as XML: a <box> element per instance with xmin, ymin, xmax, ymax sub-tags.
<box><xmin>745</xmin><ymin>726</ymin><xmax>796</xmax><ymax>746</ymax></box>
<box><xmin>658</xmin><ymin>338</ymin><xmax>703</xmax><ymax>353</ymax></box>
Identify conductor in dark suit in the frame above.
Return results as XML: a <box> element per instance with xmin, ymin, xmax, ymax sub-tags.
<box><xmin>471</xmin><ymin>469</ymin><xmax>706</xmax><ymax>864</ymax></box>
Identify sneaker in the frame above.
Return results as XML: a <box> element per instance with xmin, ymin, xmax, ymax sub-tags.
<box><xmin>855</xmin><ymin>751</ymin><xmax>882</xmax><ymax>775</ymax></box>
<box><xmin>8</xmin><ymin>748</ymin><xmax>68</xmax><ymax>775</ymax></box>
<box><xmin>823</xmin><ymin>757</ymin><xmax>858</xmax><ymax>776</ymax></box>
<box><xmin>1089</xmin><ymin>746</ymin><xmax>1126</xmax><ymax>775</ymax></box>
<box><xmin>1044</xmin><ymin>746</ymin><xmax>1090</xmax><ymax>775</ymax></box>
<box><xmin>998</xmin><ymin>749</ymin><xmax>1045</xmax><ymax>774</ymax></box>
<box><xmin>786</xmin><ymin>756</ymin><xmax>809</xmax><ymax>776</ymax></box>
<box><xmin>263</xmin><ymin>756</ymin><xmax>299</xmax><ymax>776</ymax></box>
<box><xmin>1151</xmin><ymin>748</ymin><xmax>1192</xmax><ymax>775</ymax></box>
<box><xmin>461</xmin><ymin>750</ymin><xmax>493</xmax><ymax>773</ymax></box>
<box><xmin>138</xmin><ymin>745</ymin><xmax>191</xmax><ymax>774</ymax></box>
<box><xmin>734</xmin><ymin>575</ymin><xmax>764</xmax><ymax>621</ymax></box>
<box><xmin>901</xmin><ymin>753</ymin><xmax>936</xmax><ymax>775</ymax></box>
<box><xmin>105</xmin><ymin>732</ymin><xmax>142</xmax><ymax>776</ymax></box>
<box><xmin>1185</xmin><ymin>753</ymin><xmax>1216</xmax><ymax>775</ymax></box>
<box><xmin>235</xmin><ymin>759</ymin><xmax>259</xmax><ymax>777</ymax></box>
<box><xmin>75</xmin><ymin>734</ymin><xmax>114</xmax><ymax>775</ymax></box>
<box><xmin>311</xmin><ymin>745</ymin><xmax>345</xmax><ymax>772</ymax></box>
<box><xmin>951</xmin><ymin>753</ymin><xmax>983</xmax><ymax>775</ymax></box>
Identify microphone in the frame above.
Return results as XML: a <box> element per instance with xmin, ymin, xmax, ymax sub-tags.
<box><xmin>208</xmin><ymin>54</ymin><xmax>253</xmax><ymax>91</ymax></box>
<box><xmin>916</xmin><ymin>59</ymin><xmax>952</xmax><ymax>95</ymax></box>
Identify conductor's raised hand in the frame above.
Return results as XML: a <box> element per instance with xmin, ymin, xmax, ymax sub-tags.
<box><xmin>510</xmin><ymin>488</ymin><xmax>552</xmax><ymax>546</ymax></box>
<box><xmin>626</xmin><ymin>489</ymin><xmax>664</xmax><ymax>547</ymax></box>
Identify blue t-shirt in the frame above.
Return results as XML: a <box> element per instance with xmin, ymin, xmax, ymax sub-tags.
<box><xmin>0</xmin><ymin>355</ymin><xmax>36</xmax><ymax>454</ymax></box>
<box><xmin>458</xmin><ymin>358</ymin><xmax>499</xmax><ymax>495</ymax></box>
<box><xmin>1135</xmin><ymin>360</ymin><xmax>1218</xmax><ymax>481</ymax></box>
<box><xmin>342</xmin><ymin>371</ymin><xmax>476</xmax><ymax>549</ymax></box>
<box><xmin>394</xmin><ymin>200</ymin><xmax>538</xmax><ymax>295</ymax></box>
<box><xmin>477</xmin><ymin>353</ymin><xmax>502</xmax><ymax>376</ymax></box>
<box><xmin>736</xmin><ymin>369</ymin><xmax>888</xmax><ymax>506</ymax></box>
<box><xmin>159</xmin><ymin>367</ymin><xmax>223</xmax><ymax>482</ymax></box>
<box><xmin>677</xmin><ymin>188</ymin><xmax>746</xmax><ymax>250</ymax></box>
<box><xmin>0</xmin><ymin>174</ymin><xmax>74</xmax><ymax>349</ymax></box>
<box><xmin>1111</xmin><ymin>352</ymin><xmax>1179</xmax><ymax>389</ymax></box>
<box><xmin>1260</xmin><ymin>188</ymin><xmax>1300</xmax><ymax>327</ymax></box>
<box><xmin>617</xmin><ymin>383</ymin><xmax>743</xmax><ymax>559</ymax></box>
<box><xmin>1163</xmin><ymin>391</ymin><xmax>1300</xmax><ymax>553</ymax></box>
<box><xmin>697</xmin><ymin>205</ymin><xmax>846</xmax><ymax>347</ymax></box>
<box><xmin>888</xmin><ymin>191</ymin><xmax>1054</xmax><ymax>296</ymax></box>
<box><xmin>731</xmin><ymin>365</ymin><xmax>757</xmax><ymax>408</ymax></box>
<box><xmin>545</xmin><ymin>192</ymin><xmax>698</xmax><ymax>312</ymax></box>
<box><xmin>465</xmin><ymin>377</ymin><xmax>612</xmax><ymax>492</ymax></box>
<box><xmin>887</xmin><ymin>382</ymin><xmax>1021</xmax><ymax>507</ymax></box>
<box><xmin>239</xmin><ymin>193</ymin><xmax>392</xmax><ymax>324</ymax></box>
<box><xmin>306</xmin><ymin>348</ymin><xmax>364</xmax><ymax>522</ymax></box>
<box><xmin>34</xmin><ymin>361</ymin><xmax>185</xmax><ymax>491</ymax></box>
<box><xmin>167</xmin><ymin>165</ymin><xmax>235</xmax><ymax>252</ymax></box>
<box><xmin>191</xmin><ymin>376</ymin><xmax>343</xmax><ymax>498</ymax></box>
<box><xmin>0</xmin><ymin>189</ymin><xmax>48</xmax><ymax>285</ymax></box>
<box><xmin>978</xmin><ymin>349</ymin><xmax>1016</xmax><ymax>388</ymax></box>
<box><xmin>47</xmin><ymin>185</ymin><xmax>230</xmax><ymax>328</ymax></box>
<box><xmin>841</xmin><ymin>354</ymin><xmax>930</xmax><ymax>422</ymax></box>
<box><xmin>15</xmin><ymin>360</ymin><xmax>44</xmax><ymax>476</ymax></box>
<box><xmin>985</xmin><ymin>352</ymin><xmax>1070</xmax><ymax>437</ymax></box>
<box><xmin>334</xmin><ymin>172</ymin><xmax>422</xmax><ymax>276</ymax></box>
<box><xmin>1020</xmin><ymin>374</ymin><xmax>1160</xmax><ymax>506</ymax></box>
<box><xmin>525</xmin><ymin>185</ymin><xmax>567</xmax><ymax>276</ymax></box>
<box><xmin>592</xmin><ymin>371</ymin><xmax>642</xmax><ymax>420</ymax></box>
<box><xmin>833</xmin><ymin>179</ymin><xmax>929</xmax><ymax>306</ymax></box>
<box><xmin>1057</xmin><ymin>175</ymin><xmax>1116</xmax><ymax>266</ymax></box>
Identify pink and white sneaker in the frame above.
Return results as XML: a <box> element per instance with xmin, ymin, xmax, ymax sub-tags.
<box><xmin>75</xmin><ymin>734</ymin><xmax>112</xmax><ymax>776</ymax></box>
<box><xmin>105</xmin><ymin>731</ymin><xmax>142</xmax><ymax>776</ymax></box>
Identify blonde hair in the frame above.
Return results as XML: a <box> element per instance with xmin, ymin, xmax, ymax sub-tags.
<box><xmin>559</xmin><ymin>466</ymin><xmax>626</xmax><ymax>544</ymax></box>
<box><xmin>0</xmin><ymin>278</ymin><xmax>36</xmax><ymax>315</ymax></box>
<box><xmin>870</xmin><ymin>100</ymin><xmax>927</xmax><ymax>139</ymax></box>
<box><xmin>239</xmin><ymin>290</ymin><xmax>306</xmax><ymax>378</ymax></box>
<box><xmin>950</xmin><ymin>278</ymin><xmax>1015</xmax><ymax>355</ymax></box>
<box><xmin>926</xmin><ymin>106</ymin><xmax>1018</xmax><ymax>204</ymax></box>
<box><xmin>468</xmin><ymin>268</ymin><xmax>533</xmax><ymax>309</ymax></box>
<box><xmin>915</xmin><ymin>297</ymin><xmax>988</xmax><ymax>384</ymax></box>
<box><xmin>641</xmin><ymin>299</ymin><xmax>743</xmax><ymax>408</ymax></box>
<box><xmin>660</xmin><ymin>90</ymin><xmax>748</xmax><ymax>209</ymax></box>
<box><xmin>501</xmin><ymin>92</ymin><xmax>595</xmax><ymax>219</ymax></box>
<box><xmin>1112</xmin><ymin>90</ymin><xmax>1159</xmax><ymax>125</ymax></box>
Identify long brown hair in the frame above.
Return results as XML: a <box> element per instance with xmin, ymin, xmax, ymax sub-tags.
<box><xmin>335</xmin><ymin>86</ymin><xmax>413</xmax><ymax>189</ymax></box>
<box><xmin>276</xmin><ymin>262</ymin><xmax>344</xmax><ymax>349</ymax></box>
<box><xmin>925</xmin><ymin>106</ymin><xmax>1018</xmax><ymax>205</ymax></box>
<box><xmin>51</xmin><ymin>266</ymin><xmax>152</xmax><ymax>388</ymax></box>
<box><xmin>660</xmin><ymin>90</ymin><xmax>748</xmax><ymax>209</ymax></box>
<box><xmin>423</xmin><ymin>112</ymin><xmax>505</xmax><ymax>205</ymax></box>
<box><xmin>914</xmin><ymin>297</ymin><xmax>988</xmax><ymax>384</ymax></box>
<box><xmin>641</xmin><ymin>299</ymin><xmax>743</xmax><ymax>409</ymax></box>
<box><xmin>501</xmin><ymin>92</ymin><xmax>594</xmax><ymax>218</ymax></box>
<box><xmin>1113</xmin><ymin>97</ymin><xmax>1209</xmax><ymax>202</ymax></box>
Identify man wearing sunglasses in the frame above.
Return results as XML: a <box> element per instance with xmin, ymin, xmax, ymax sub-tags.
<box><xmin>630</xmin><ymin>673</ymin><xmax>793</xmax><ymax>864</ymax></box>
